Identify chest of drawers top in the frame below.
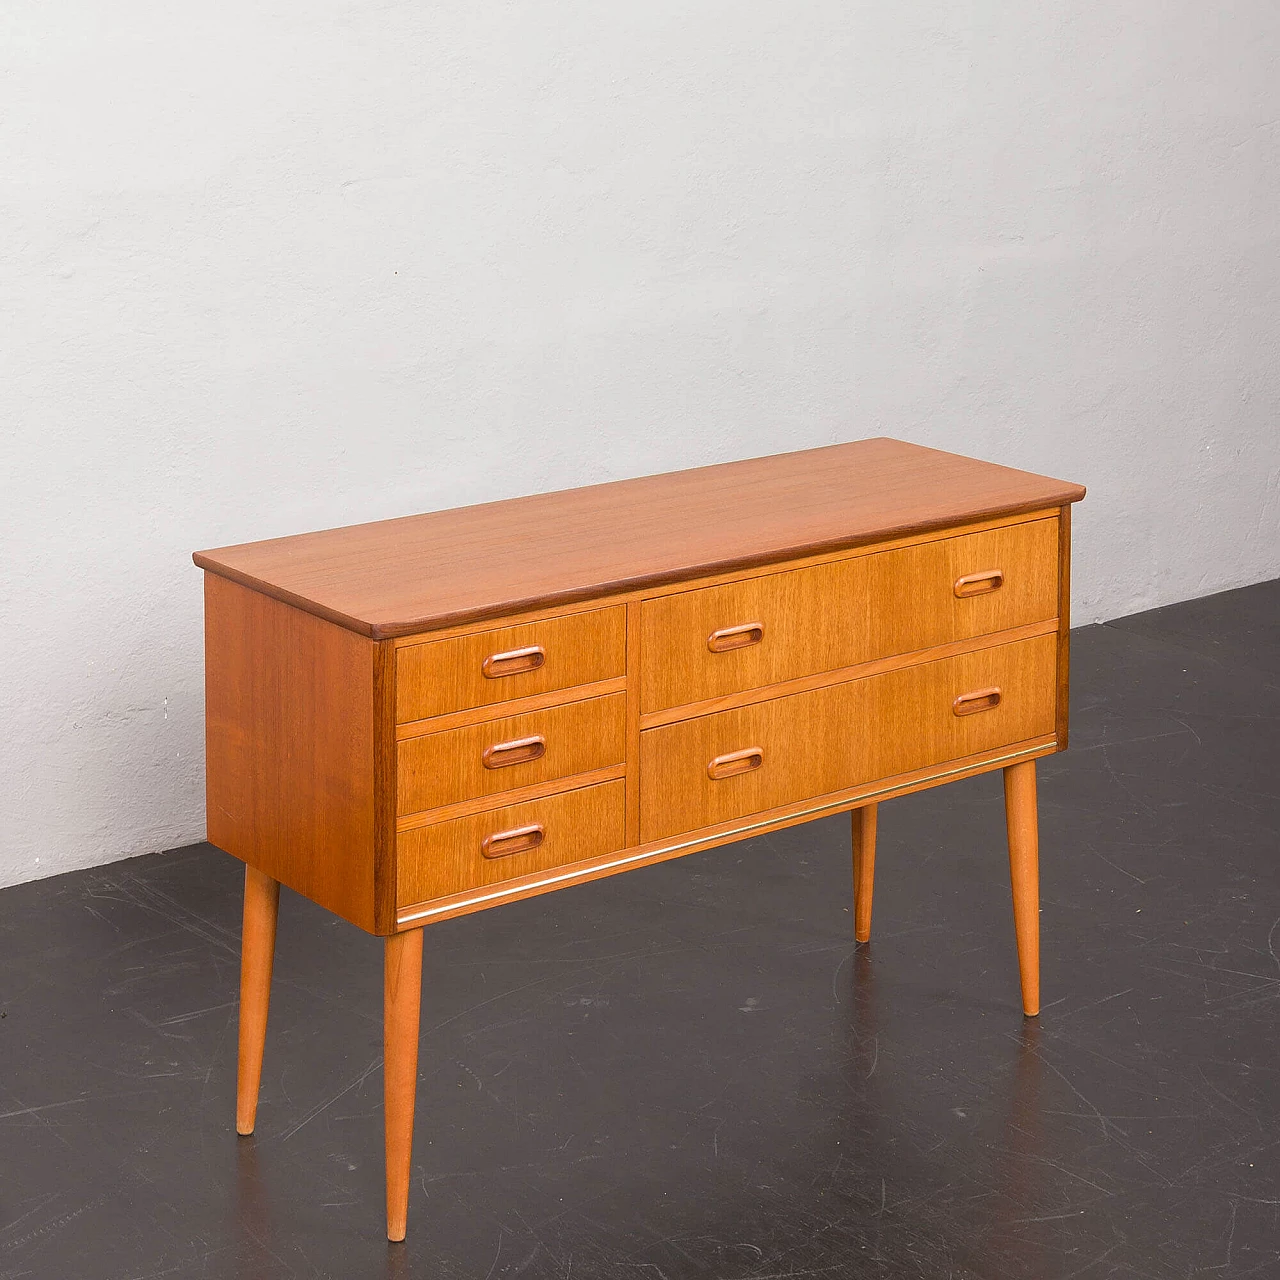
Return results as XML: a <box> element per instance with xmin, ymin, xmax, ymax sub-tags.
<box><xmin>193</xmin><ymin>437</ymin><xmax>1085</xmax><ymax>640</ymax></box>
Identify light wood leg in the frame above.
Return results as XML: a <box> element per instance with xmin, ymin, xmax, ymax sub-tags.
<box><xmin>384</xmin><ymin>928</ymin><xmax>424</xmax><ymax>1243</ymax></box>
<box><xmin>1003</xmin><ymin>760</ymin><xmax>1040</xmax><ymax>1017</ymax></box>
<box><xmin>237</xmin><ymin>865</ymin><xmax>280</xmax><ymax>1136</ymax></box>
<box><xmin>852</xmin><ymin>803</ymin><xmax>878</xmax><ymax>943</ymax></box>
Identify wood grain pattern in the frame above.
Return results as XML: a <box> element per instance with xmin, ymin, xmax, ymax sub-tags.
<box><xmin>395</xmin><ymin>606</ymin><xmax>625</xmax><ymax>723</ymax></box>
<box><xmin>372</xmin><ymin>639</ymin><xmax>398</xmax><ymax>934</ymax></box>
<box><xmin>397</xmin><ymin>780</ymin><xmax>627</xmax><ymax>904</ymax></box>
<box><xmin>194</xmin><ymin>438</ymin><xmax>1086</xmax><ymax>639</ymax></box>
<box><xmin>624</xmin><ymin>601</ymin><xmax>642</xmax><ymax>846</ymax></box>
<box><xmin>396</xmin><ymin>765</ymin><xmax>626</xmax><ymax>831</ymax></box>
<box><xmin>384</xmin><ymin>505</ymin><xmax>1058</xmax><ymax>649</ymax></box>
<box><xmin>201</xmin><ymin>439</ymin><xmax>1083</xmax><ymax>1243</ymax></box>
<box><xmin>863</xmin><ymin>518</ymin><xmax>1060</xmax><ymax>659</ymax></box>
<box><xmin>383</xmin><ymin>927</ymin><xmax>423</xmax><ymax>1242</ymax></box>
<box><xmin>639</xmin><ymin>619</ymin><xmax>1058</xmax><ymax>730</ymax></box>
<box><xmin>204</xmin><ymin>574</ymin><xmax>380</xmax><ymax>932</ymax></box>
<box><xmin>397</xmin><ymin>677</ymin><xmax>626</xmax><ymax>740</ymax></box>
<box><xmin>852</xmin><ymin>805</ymin><xmax>877</xmax><ymax>944</ymax></box>
<box><xmin>1004</xmin><ymin>759</ymin><xmax>1041</xmax><ymax>1017</ymax></box>
<box><xmin>640</xmin><ymin>518</ymin><xmax>1058</xmax><ymax>712</ymax></box>
<box><xmin>397</xmin><ymin>693</ymin><xmax>626</xmax><ymax>816</ymax></box>
<box><xmin>397</xmin><ymin>736</ymin><xmax>1058</xmax><ymax>927</ymax></box>
<box><xmin>640</xmin><ymin>633</ymin><xmax>1058</xmax><ymax>842</ymax></box>
<box><xmin>1056</xmin><ymin>504</ymin><xmax>1072</xmax><ymax>749</ymax></box>
<box><xmin>236</xmin><ymin>866</ymin><xmax>279</xmax><ymax>1135</ymax></box>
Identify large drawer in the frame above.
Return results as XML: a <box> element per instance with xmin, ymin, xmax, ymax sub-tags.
<box><xmin>639</xmin><ymin>632</ymin><xmax>1057</xmax><ymax>842</ymax></box>
<box><xmin>640</xmin><ymin>518</ymin><xmax>1058</xmax><ymax>712</ymax></box>
<box><xmin>396</xmin><ymin>605</ymin><xmax>626</xmax><ymax>723</ymax></box>
<box><xmin>397</xmin><ymin>780</ymin><xmax>627</xmax><ymax>905</ymax></box>
<box><xmin>397</xmin><ymin>692</ymin><xmax>626</xmax><ymax>816</ymax></box>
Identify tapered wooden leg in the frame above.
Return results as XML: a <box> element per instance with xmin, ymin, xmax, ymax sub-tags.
<box><xmin>1003</xmin><ymin>760</ymin><xmax>1040</xmax><ymax>1017</ymax></box>
<box><xmin>384</xmin><ymin>928</ymin><xmax>424</xmax><ymax>1243</ymax></box>
<box><xmin>852</xmin><ymin>803</ymin><xmax>878</xmax><ymax>943</ymax></box>
<box><xmin>237</xmin><ymin>865</ymin><xmax>280</xmax><ymax>1136</ymax></box>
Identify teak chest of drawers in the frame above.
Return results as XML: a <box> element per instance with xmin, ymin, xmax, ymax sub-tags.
<box><xmin>195</xmin><ymin>437</ymin><xmax>1085</xmax><ymax>1240</ymax></box>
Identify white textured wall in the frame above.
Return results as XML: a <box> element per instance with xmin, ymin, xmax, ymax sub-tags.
<box><xmin>2</xmin><ymin>2</ymin><xmax>1278</xmax><ymax>888</ymax></box>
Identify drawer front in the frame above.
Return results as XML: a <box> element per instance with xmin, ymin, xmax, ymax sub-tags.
<box><xmin>639</xmin><ymin>632</ymin><xmax>1057</xmax><ymax>842</ymax></box>
<box><xmin>640</xmin><ymin>518</ymin><xmax>1058</xmax><ymax>712</ymax></box>
<box><xmin>862</xmin><ymin>517</ymin><xmax>1059</xmax><ymax>661</ymax></box>
<box><xmin>397</xmin><ymin>780</ymin><xmax>627</xmax><ymax>904</ymax></box>
<box><xmin>396</xmin><ymin>605</ymin><xmax>626</xmax><ymax>723</ymax></box>
<box><xmin>641</xmin><ymin>557</ymin><xmax>862</xmax><ymax>714</ymax></box>
<box><xmin>398</xmin><ymin>693</ymin><xmax>626</xmax><ymax>816</ymax></box>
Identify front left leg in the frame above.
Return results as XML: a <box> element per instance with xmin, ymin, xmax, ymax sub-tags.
<box><xmin>1003</xmin><ymin>760</ymin><xmax>1040</xmax><ymax>1017</ymax></box>
<box><xmin>852</xmin><ymin>803</ymin><xmax>878</xmax><ymax>943</ymax></box>
<box><xmin>384</xmin><ymin>927</ymin><xmax>424</xmax><ymax>1242</ymax></box>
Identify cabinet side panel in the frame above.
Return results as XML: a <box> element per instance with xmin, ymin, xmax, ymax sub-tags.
<box><xmin>205</xmin><ymin>573</ymin><xmax>378</xmax><ymax>932</ymax></box>
<box><xmin>1056</xmin><ymin>504</ymin><xmax>1072</xmax><ymax>749</ymax></box>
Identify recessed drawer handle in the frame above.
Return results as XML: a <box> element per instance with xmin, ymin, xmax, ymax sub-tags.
<box><xmin>954</xmin><ymin>569</ymin><xmax>1004</xmax><ymax>598</ymax></box>
<box><xmin>481</xmin><ymin>823</ymin><xmax>545</xmax><ymax>859</ymax></box>
<box><xmin>707</xmin><ymin>747</ymin><xmax>764</xmax><ymax>780</ymax></box>
<box><xmin>481</xmin><ymin>645</ymin><xmax>546</xmax><ymax>679</ymax></box>
<box><xmin>953</xmin><ymin>687</ymin><xmax>1002</xmax><ymax>717</ymax></box>
<box><xmin>707</xmin><ymin>622</ymin><xmax>765</xmax><ymax>653</ymax></box>
<box><xmin>482</xmin><ymin>735</ymin><xmax>547</xmax><ymax>770</ymax></box>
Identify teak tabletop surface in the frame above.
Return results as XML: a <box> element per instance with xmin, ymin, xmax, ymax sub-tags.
<box><xmin>193</xmin><ymin>437</ymin><xmax>1086</xmax><ymax>639</ymax></box>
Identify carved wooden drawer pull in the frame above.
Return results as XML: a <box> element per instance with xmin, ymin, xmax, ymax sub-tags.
<box><xmin>707</xmin><ymin>746</ymin><xmax>765</xmax><ymax>780</ymax></box>
<box><xmin>707</xmin><ymin>622</ymin><xmax>765</xmax><ymax>653</ymax></box>
<box><xmin>953</xmin><ymin>687</ymin><xmax>1002</xmax><ymax>717</ymax></box>
<box><xmin>954</xmin><ymin>569</ymin><xmax>1004</xmax><ymax>598</ymax></box>
<box><xmin>481</xmin><ymin>824</ymin><xmax>545</xmax><ymax>859</ymax></box>
<box><xmin>481</xmin><ymin>645</ymin><xmax>546</xmax><ymax>679</ymax></box>
<box><xmin>481</xmin><ymin>735</ymin><xmax>547</xmax><ymax>770</ymax></box>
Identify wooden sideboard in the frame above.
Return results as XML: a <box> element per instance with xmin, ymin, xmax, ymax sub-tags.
<box><xmin>195</xmin><ymin>437</ymin><xmax>1085</xmax><ymax>1240</ymax></box>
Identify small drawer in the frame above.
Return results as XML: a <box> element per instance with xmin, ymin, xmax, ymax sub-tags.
<box><xmin>397</xmin><ymin>693</ymin><xmax>626</xmax><ymax>816</ymax></box>
<box><xmin>640</xmin><ymin>557</ymin><xmax>860</xmax><ymax>713</ymax></box>
<box><xmin>397</xmin><ymin>780</ymin><xmax>627</xmax><ymax>905</ymax></box>
<box><xmin>639</xmin><ymin>632</ymin><xmax>1057</xmax><ymax>842</ymax></box>
<box><xmin>640</xmin><ymin>517</ymin><xmax>1058</xmax><ymax>712</ymax></box>
<box><xmin>861</xmin><ymin>517</ymin><xmax>1058</xmax><ymax>662</ymax></box>
<box><xmin>396</xmin><ymin>605</ymin><xmax>626</xmax><ymax>723</ymax></box>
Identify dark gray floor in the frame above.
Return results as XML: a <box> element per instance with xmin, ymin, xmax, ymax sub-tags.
<box><xmin>2</xmin><ymin>580</ymin><xmax>1279</xmax><ymax>1280</ymax></box>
